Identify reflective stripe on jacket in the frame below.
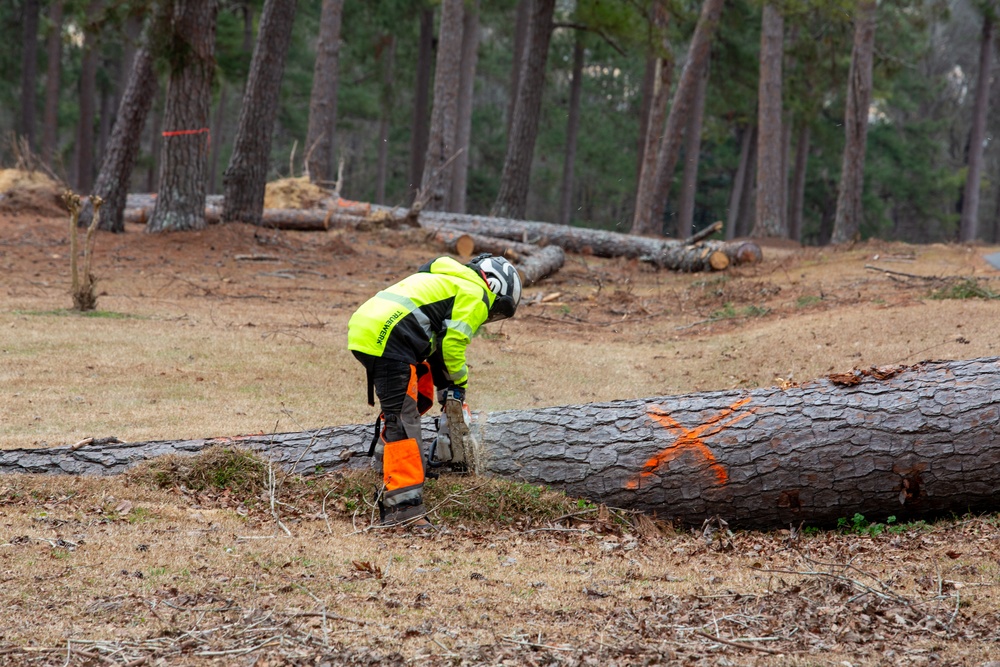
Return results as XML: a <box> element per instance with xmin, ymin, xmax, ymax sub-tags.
<box><xmin>347</xmin><ymin>256</ymin><xmax>493</xmax><ymax>387</ymax></box>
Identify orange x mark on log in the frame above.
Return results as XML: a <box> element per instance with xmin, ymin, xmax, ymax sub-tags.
<box><xmin>625</xmin><ymin>397</ymin><xmax>754</xmax><ymax>490</ymax></box>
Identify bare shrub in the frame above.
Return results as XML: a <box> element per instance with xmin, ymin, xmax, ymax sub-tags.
<box><xmin>63</xmin><ymin>191</ymin><xmax>102</xmax><ymax>311</ymax></box>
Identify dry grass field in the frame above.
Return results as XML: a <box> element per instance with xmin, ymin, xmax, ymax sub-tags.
<box><xmin>2</xmin><ymin>194</ymin><xmax>1000</xmax><ymax>665</ymax></box>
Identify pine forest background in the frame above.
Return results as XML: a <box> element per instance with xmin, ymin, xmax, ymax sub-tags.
<box><xmin>2</xmin><ymin>0</ymin><xmax>999</xmax><ymax>246</ymax></box>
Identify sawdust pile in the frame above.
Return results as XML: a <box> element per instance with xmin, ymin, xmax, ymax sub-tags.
<box><xmin>263</xmin><ymin>176</ymin><xmax>331</xmax><ymax>210</ymax></box>
<box><xmin>0</xmin><ymin>169</ymin><xmax>67</xmax><ymax>218</ymax></box>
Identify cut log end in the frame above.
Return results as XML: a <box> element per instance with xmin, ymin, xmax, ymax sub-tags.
<box><xmin>708</xmin><ymin>251</ymin><xmax>730</xmax><ymax>271</ymax></box>
<box><xmin>454</xmin><ymin>234</ymin><xmax>476</xmax><ymax>258</ymax></box>
<box><xmin>734</xmin><ymin>242</ymin><xmax>763</xmax><ymax>265</ymax></box>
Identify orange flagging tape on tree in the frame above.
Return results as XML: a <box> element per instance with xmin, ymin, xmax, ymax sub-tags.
<box><xmin>162</xmin><ymin>128</ymin><xmax>211</xmax><ymax>152</ymax></box>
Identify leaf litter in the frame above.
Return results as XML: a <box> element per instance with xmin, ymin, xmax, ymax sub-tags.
<box><xmin>1</xmin><ymin>469</ymin><xmax>999</xmax><ymax>665</ymax></box>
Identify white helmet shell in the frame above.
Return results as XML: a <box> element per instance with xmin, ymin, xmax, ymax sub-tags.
<box><xmin>469</xmin><ymin>254</ymin><xmax>522</xmax><ymax>322</ymax></box>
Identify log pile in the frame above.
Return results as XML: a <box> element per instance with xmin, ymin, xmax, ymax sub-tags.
<box><xmin>4</xmin><ymin>357</ymin><xmax>998</xmax><ymax>530</ymax></box>
<box><xmin>123</xmin><ymin>195</ymin><xmax>762</xmax><ymax>278</ymax></box>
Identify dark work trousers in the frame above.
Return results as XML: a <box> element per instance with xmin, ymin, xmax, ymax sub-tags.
<box><xmin>352</xmin><ymin>351</ymin><xmax>429</xmax><ymax>520</ymax></box>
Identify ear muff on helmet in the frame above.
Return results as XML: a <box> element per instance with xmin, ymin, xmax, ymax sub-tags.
<box><xmin>467</xmin><ymin>253</ymin><xmax>522</xmax><ymax>322</ymax></box>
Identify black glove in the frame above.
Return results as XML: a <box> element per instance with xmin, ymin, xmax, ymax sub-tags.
<box><xmin>444</xmin><ymin>385</ymin><xmax>466</xmax><ymax>403</ymax></box>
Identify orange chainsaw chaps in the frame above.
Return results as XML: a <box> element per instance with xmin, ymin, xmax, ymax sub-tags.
<box><xmin>406</xmin><ymin>361</ymin><xmax>435</xmax><ymax>415</ymax></box>
<box><xmin>382</xmin><ymin>437</ymin><xmax>424</xmax><ymax>491</ymax></box>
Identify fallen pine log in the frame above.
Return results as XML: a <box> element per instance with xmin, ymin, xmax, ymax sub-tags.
<box><xmin>398</xmin><ymin>207</ymin><xmax>762</xmax><ymax>271</ymax></box>
<box><xmin>3</xmin><ymin>357</ymin><xmax>998</xmax><ymax>529</ymax></box>
<box><xmin>428</xmin><ymin>227</ymin><xmax>565</xmax><ymax>286</ymax></box>
<box><xmin>123</xmin><ymin>195</ymin><xmax>760</xmax><ymax>272</ymax></box>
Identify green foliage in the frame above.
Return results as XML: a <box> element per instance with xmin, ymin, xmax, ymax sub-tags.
<box><xmin>128</xmin><ymin>446</ymin><xmax>271</xmax><ymax>496</ymax></box>
<box><xmin>835</xmin><ymin>513</ymin><xmax>931</xmax><ymax>536</ymax></box>
<box><xmin>929</xmin><ymin>278</ymin><xmax>1000</xmax><ymax>300</ymax></box>
<box><xmin>795</xmin><ymin>294</ymin><xmax>823</xmax><ymax>307</ymax></box>
<box><xmin>709</xmin><ymin>302</ymin><xmax>770</xmax><ymax>320</ymax></box>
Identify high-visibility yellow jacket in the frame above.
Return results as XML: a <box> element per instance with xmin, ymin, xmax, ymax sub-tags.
<box><xmin>347</xmin><ymin>256</ymin><xmax>494</xmax><ymax>387</ymax></box>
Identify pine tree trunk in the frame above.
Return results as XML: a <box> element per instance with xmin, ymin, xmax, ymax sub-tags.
<box><xmin>736</xmin><ymin>130</ymin><xmax>758</xmax><ymax>238</ymax></box>
<box><xmin>830</xmin><ymin>0</ymin><xmax>877</xmax><ymax>244</ymax></box>
<box><xmin>8</xmin><ymin>358</ymin><xmax>998</xmax><ymax>530</ymax></box>
<box><xmin>146</xmin><ymin>93</ymin><xmax>162</xmax><ymax>193</ymax></box>
<box><xmin>421</xmin><ymin>0</ymin><xmax>465</xmax><ymax>212</ymax></box>
<box><xmin>506</xmin><ymin>0</ymin><xmax>531</xmax><ymax>137</ymax></box>
<box><xmin>725</xmin><ymin>122</ymin><xmax>753</xmax><ymax>240</ymax></box>
<box><xmin>375</xmin><ymin>34</ymin><xmax>395</xmax><ymax>205</ymax></box>
<box><xmin>20</xmin><ymin>0</ymin><xmax>40</xmax><ymax>151</ymax></box>
<box><xmin>634</xmin><ymin>45</ymin><xmax>674</xmax><ymax>238</ymax></box>
<box><xmin>677</xmin><ymin>59</ymin><xmax>709</xmax><ymax>239</ymax></box>
<box><xmin>77</xmin><ymin>27</ymin><xmax>160</xmax><ymax>233</ymax></box>
<box><xmin>147</xmin><ymin>0</ymin><xmax>219</xmax><ymax>233</ymax></box>
<box><xmin>490</xmin><ymin>0</ymin><xmax>556</xmax><ymax>220</ymax></box>
<box><xmin>209</xmin><ymin>83</ymin><xmax>229</xmax><ymax>194</ymax></box>
<box><xmin>41</xmin><ymin>0</ymin><xmax>64</xmax><ymax>167</ymax></box>
<box><xmin>636</xmin><ymin>55</ymin><xmax>656</xmax><ymax>185</ymax></box>
<box><xmin>789</xmin><ymin>120</ymin><xmax>810</xmax><ymax>243</ymax></box>
<box><xmin>97</xmin><ymin>75</ymin><xmax>115</xmax><ymax>167</ymax></box>
<box><xmin>450</xmin><ymin>1</ymin><xmax>479</xmax><ymax>214</ymax></box>
<box><xmin>959</xmin><ymin>16</ymin><xmax>994</xmax><ymax>242</ymax></box>
<box><xmin>632</xmin><ymin>0</ymin><xmax>724</xmax><ymax>237</ymax></box>
<box><xmin>409</xmin><ymin>7</ymin><xmax>435</xmax><ymax>202</ymax></box>
<box><xmin>76</xmin><ymin>0</ymin><xmax>102</xmax><ymax>193</ymax></box>
<box><xmin>304</xmin><ymin>0</ymin><xmax>343</xmax><ymax>185</ymax></box>
<box><xmin>557</xmin><ymin>35</ymin><xmax>585</xmax><ymax>227</ymax></box>
<box><xmin>751</xmin><ymin>2</ymin><xmax>785</xmax><ymax>238</ymax></box>
<box><xmin>222</xmin><ymin>0</ymin><xmax>299</xmax><ymax>226</ymax></box>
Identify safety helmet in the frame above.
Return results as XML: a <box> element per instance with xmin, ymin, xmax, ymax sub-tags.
<box><xmin>468</xmin><ymin>253</ymin><xmax>522</xmax><ymax>322</ymax></box>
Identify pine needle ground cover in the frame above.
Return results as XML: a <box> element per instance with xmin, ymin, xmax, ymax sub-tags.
<box><xmin>2</xmin><ymin>209</ymin><xmax>1000</xmax><ymax>664</ymax></box>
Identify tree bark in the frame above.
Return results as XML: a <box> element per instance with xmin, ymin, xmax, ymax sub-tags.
<box><xmin>830</xmin><ymin>0</ymin><xmax>877</xmax><ymax>245</ymax></box>
<box><xmin>751</xmin><ymin>2</ymin><xmax>785</xmax><ymax>238</ymax></box>
<box><xmin>147</xmin><ymin>0</ymin><xmax>219</xmax><ymax>233</ymax></box>
<box><xmin>735</xmin><ymin>126</ymin><xmax>757</xmax><ymax>238</ymax></box>
<box><xmin>634</xmin><ymin>16</ymin><xmax>674</xmax><ymax>239</ymax></box>
<box><xmin>7</xmin><ymin>358</ymin><xmax>998</xmax><ymax>530</ymax></box>
<box><xmin>557</xmin><ymin>34</ymin><xmax>585</xmax><ymax>227</ymax></box>
<box><xmin>97</xmin><ymin>61</ymin><xmax>116</xmax><ymax>166</ymax></box>
<box><xmin>789</xmin><ymin>120</ymin><xmax>810</xmax><ymax>243</ymax></box>
<box><xmin>41</xmin><ymin>0</ymin><xmax>64</xmax><ymax>167</ymax></box>
<box><xmin>506</xmin><ymin>0</ymin><xmax>531</xmax><ymax>137</ymax></box>
<box><xmin>677</xmin><ymin>58</ymin><xmax>710</xmax><ymax>239</ymax></box>
<box><xmin>959</xmin><ymin>15</ymin><xmax>994</xmax><ymax>242</ymax></box>
<box><xmin>421</xmin><ymin>0</ymin><xmax>465</xmax><ymax>212</ymax></box>
<box><xmin>450</xmin><ymin>0</ymin><xmax>479</xmax><ymax>214</ymax></box>
<box><xmin>222</xmin><ymin>0</ymin><xmax>299</xmax><ymax>226</ymax></box>
<box><xmin>76</xmin><ymin>0</ymin><xmax>102</xmax><ymax>193</ymax></box>
<box><xmin>725</xmin><ymin>122</ymin><xmax>753</xmax><ymax>241</ymax></box>
<box><xmin>146</xmin><ymin>92</ymin><xmax>163</xmax><ymax>193</ymax></box>
<box><xmin>305</xmin><ymin>0</ymin><xmax>344</xmax><ymax>185</ymax></box>
<box><xmin>632</xmin><ymin>0</ymin><xmax>724</xmax><ymax>237</ymax></box>
<box><xmin>409</xmin><ymin>6</ymin><xmax>435</xmax><ymax>201</ymax></box>
<box><xmin>208</xmin><ymin>82</ymin><xmax>229</xmax><ymax>194</ymax></box>
<box><xmin>375</xmin><ymin>34</ymin><xmax>395</xmax><ymax>205</ymax></box>
<box><xmin>636</xmin><ymin>54</ymin><xmax>656</xmax><ymax>186</ymax></box>
<box><xmin>490</xmin><ymin>0</ymin><xmax>556</xmax><ymax>220</ymax></box>
<box><xmin>77</xmin><ymin>19</ymin><xmax>161</xmax><ymax>233</ymax></box>
<box><xmin>20</xmin><ymin>0</ymin><xmax>40</xmax><ymax>151</ymax></box>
